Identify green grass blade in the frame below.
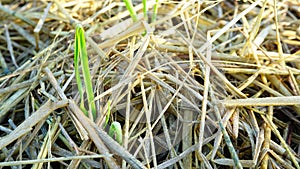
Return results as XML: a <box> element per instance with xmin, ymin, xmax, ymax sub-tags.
<box><xmin>142</xmin><ymin>0</ymin><xmax>147</xmax><ymax>21</ymax></box>
<box><xmin>74</xmin><ymin>25</ymin><xmax>88</xmax><ymax>116</ymax></box>
<box><xmin>109</xmin><ymin>121</ymin><xmax>122</xmax><ymax>144</ymax></box>
<box><xmin>151</xmin><ymin>0</ymin><xmax>159</xmax><ymax>23</ymax></box>
<box><xmin>75</xmin><ymin>24</ymin><xmax>96</xmax><ymax>120</ymax></box>
<box><xmin>104</xmin><ymin>100</ymin><xmax>112</xmax><ymax>128</ymax></box>
<box><xmin>123</xmin><ymin>0</ymin><xmax>138</xmax><ymax>22</ymax></box>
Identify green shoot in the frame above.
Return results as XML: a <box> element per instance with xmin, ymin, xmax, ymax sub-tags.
<box><xmin>74</xmin><ymin>24</ymin><xmax>96</xmax><ymax>120</ymax></box>
<box><xmin>142</xmin><ymin>0</ymin><xmax>147</xmax><ymax>21</ymax></box>
<box><xmin>74</xmin><ymin>25</ymin><xmax>86</xmax><ymax>116</ymax></box>
<box><xmin>123</xmin><ymin>0</ymin><xmax>138</xmax><ymax>22</ymax></box>
<box><xmin>109</xmin><ymin>121</ymin><xmax>123</xmax><ymax>145</ymax></box>
<box><xmin>151</xmin><ymin>0</ymin><xmax>159</xmax><ymax>23</ymax></box>
<box><xmin>103</xmin><ymin>100</ymin><xmax>122</xmax><ymax>144</ymax></box>
<box><xmin>104</xmin><ymin>100</ymin><xmax>112</xmax><ymax>128</ymax></box>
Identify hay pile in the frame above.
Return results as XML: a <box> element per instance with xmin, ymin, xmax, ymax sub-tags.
<box><xmin>0</xmin><ymin>0</ymin><xmax>300</xmax><ymax>168</ymax></box>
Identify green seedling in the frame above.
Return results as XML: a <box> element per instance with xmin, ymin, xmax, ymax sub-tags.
<box><xmin>74</xmin><ymin>24</ymin><xmax>96</xmax><ymax>120</ymax></box>
<box><xmin>123</xmin><ymin>0</ymin><xmax>159</xmax><ymax>24</ymax></box>
<box><xmin>151</xmin><ymin>0</ymin><xmax>159</xmax><ymax>23</ymax></box>
<box><xmin>109</xmin><ymin>121</ymin><xmax>123</xmax><ymax>145</ymax></box>
<box><xmin>123</xmin><ymin>0</ymin><xmax>138</xmax><ymax>22</ymax></box>
<box><xmin>104</xmin><ymin>101</ymin><xmax>122</xmax><ymax>145</ymax></box>
<box><xmin>142</xmin><ymin>0</ymin><xmax>147</xmax><ymax>21</ymax></box>
<box><xmin>104</xmin><ymin>100</ymin><xmax>112</xmax><ymax>128</ymax></box>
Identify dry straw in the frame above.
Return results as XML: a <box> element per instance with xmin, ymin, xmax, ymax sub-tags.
<box><xmin>0</xmin><ymin>0</ymin><xmax>300</xmax><ymax>169</ymax></box>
